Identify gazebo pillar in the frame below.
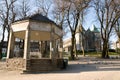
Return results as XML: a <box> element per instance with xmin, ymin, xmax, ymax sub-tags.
<box><xmin>50</xmin><ymin>41</ymin><xmax>52</xmax><ymax>59</ymax></box>
<box><xmin>59</xmin><ymin>38</ymin><xmax>63</xmax><ymax>58</ymax></box>
<box><xmin>50</xmin><ymin>25</ymin><xmax>56</xmax><ymax>59</ymax></box>
<box><xmin>23</xmin><ymin>28</ymin><xmax>30</xmax><ymax>59</ymax></box>
<box><xmin>23</xmin><ymin>27</ymin><xmax>30</xmax><ymax>71</ymax></box>
<box><xmin>7</xmin><ymin>29</ymin><xmax>15</xmax><ymax>59</ymax></box>
<box><xmin>39</xmin><ymin>41</ymin><xmax>42</xmax><ymax>58</ymax></box>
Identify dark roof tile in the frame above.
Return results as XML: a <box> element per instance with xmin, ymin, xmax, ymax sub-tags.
<box><xmin>14</xmin><ymin>14</ymin><xmax>62</xmax><ymax>29</ymax></box>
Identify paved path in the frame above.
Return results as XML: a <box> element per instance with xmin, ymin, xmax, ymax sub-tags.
<box><xmin>0</xmin><ymin>57</ymin><xmax>120</xmax><ymax>80</ymax></box>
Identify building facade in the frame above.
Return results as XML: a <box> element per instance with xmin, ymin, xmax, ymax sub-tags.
<box><xmin>63</xmin><ymin>25</ymin><xmax>101</xmax><ymax>52</ymax></box>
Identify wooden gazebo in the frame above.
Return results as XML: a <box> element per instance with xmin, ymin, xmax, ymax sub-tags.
<box><xmin>6</xmin><ymin>14</ymin><xmax>64</xmax><ymax>72</ymax></box>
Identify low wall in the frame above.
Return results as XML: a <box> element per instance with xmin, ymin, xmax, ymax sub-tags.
<box><xmin>29</xmin><ymin>59</ymin><xmax>64</xmax><ymax>72</ymax></box>
<box><xmin>6</xmin><ymin>58</ymin><xmax>64</xmax><ymax>72</ymax></box>
<box><xmin>6</xmin><ymin>58</ymin><xmax>25</xmax><ymax>70</ymax></box>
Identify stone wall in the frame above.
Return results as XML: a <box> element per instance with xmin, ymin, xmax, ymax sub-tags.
<box><xmin>6</xmin><ymin>58</ymin><xmax>25</xmax><ymax>70</ymax></box>
<box><xmin>6</xmin><ymin>58</ymin><xmax>64</xmax><ymax>72</ymax></box>
<box><xmin>29</xmin><ymin>59</ymin><xmax>64</xmax><ymax>72</ymax></box>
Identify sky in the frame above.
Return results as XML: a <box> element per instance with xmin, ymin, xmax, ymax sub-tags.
<box><xmin>0</xmin><ymin>0</ymin><xmax>118</xmax><ymax>43</ymax></box>
<box><xmin>63</xmin><ymin>6</ymin><xmax>117</xmax><ymax>43</ymax></box>
<box><xmin>64</xmin><ymin>7</ymin><xmax>98</xmax><ymax>39</ymax></box>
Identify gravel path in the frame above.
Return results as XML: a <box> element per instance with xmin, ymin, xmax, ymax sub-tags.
<box><xmin>0</xmin><ymin>57</ymin><xmax>120</xmax><ymax>80</ymax></box>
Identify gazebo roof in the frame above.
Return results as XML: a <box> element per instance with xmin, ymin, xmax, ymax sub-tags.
<box><xmin>15</xmin><ymin>14</ymin><xmax>61</xmax><ymax>29</ymax></box>
<box><xmin>92</xmin><ymin>25</ymin><xmax>99</xmax><ymax>33</ymax></box>
<box><xmin>29</xmin><ymin>14</ymin><xmax>54</xmax><ymax>22</ymax></box>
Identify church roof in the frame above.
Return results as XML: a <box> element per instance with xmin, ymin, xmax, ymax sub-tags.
<box><xmin>76</xmin><ymin>24</ymin><xmax>85</xmax><ymax>33</ymax></box>
<box><xmin>87</xmin><ymin>28</ymin><xmax>91</xmax><ymax>32</ymax></box>
<box><xmin>92</xmin><ymin>25</ymin><xmax>99</xmax><ymax>33</ymax></box>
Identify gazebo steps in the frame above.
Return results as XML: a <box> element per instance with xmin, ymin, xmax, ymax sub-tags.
<box><xmin>24</xmin><ymin>59</ymin><xmax>65</xmax><ymax>72</ymax></box>
<box><xmin>6</xmin><ymin>58</ymin><xmax>67</xmax><ymax>72</ymax></box>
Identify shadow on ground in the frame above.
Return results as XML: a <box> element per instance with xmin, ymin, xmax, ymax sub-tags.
<box><xmin>52</xmin><ymin>58</ymin><xmax>120</xmax><ymax>74</ymax></box>
<box><xmin>58</xmin><ymin>63</ymin><xmax>120</xmax><ymax>73</ymax></box>
<box><xmin>27</xmin><ymin>58</ymin><xmax>120</xmax><ymax>74</ymax></box>
<box><xmin>0</xmin><ymin>57</ymin><xmax>120</xmax><ymax>74</ymax></box>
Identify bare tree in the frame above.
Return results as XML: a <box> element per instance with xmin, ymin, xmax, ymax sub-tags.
<box><xmin>18</xmin><ymin>0</ymin><xmax>30</xmax><ymax>18</ymax></box>
<box><xmin>52</xmin><ymin>0</ymin><xmax>67</xmax><ymax>25</ymax></box>
<box><xmin>52</xmin><ymin>0</ymin><xmax>68</xmax><ymax>58</ymax></box>
<box><xmin>36</xmin><ymin>0</ymin><xmax>52</xmax><ymax>17</ymax></box>
<box><xmin>0</xmin><ymin>0</ymin><xmax>17</xmax><ymax>59</ymax></box>
<box><xmin>53</xmin><ymin>0</ymin><xmax>90</xmax><ymax>59</ymax></box>
<box><xmin>15</xmin><ymin>0</ymin><xmax>33</xmax><ymax>57</ymax></box>
<box><xmin>64</xmin><ymin>0</ymin><xmax>90</xmax><ymax>60</ymax></box>
<box><xmin>93</xmin><ymin>0</ymin><xmax>120</xmax><ymax>58</ymax></box>
<box><xmin>79</xmin><ymin>24</ymin><xmax>85</xmax><ymax>56</ymax></box>
<box><xmin>115</xmin><ymin>18</ymin><xmax>120</xmax><ymax>45</ymax></box>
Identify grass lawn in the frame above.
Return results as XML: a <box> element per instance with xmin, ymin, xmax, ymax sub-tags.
<box><xmin>78</xmin><ymin>51</ymin><xmax>119</xmax><ymax>55</ymax></box>
<box><xmin>63</xmin><ymin>51</ymin><xmax>120</xmax><ymax>59</ymax></box>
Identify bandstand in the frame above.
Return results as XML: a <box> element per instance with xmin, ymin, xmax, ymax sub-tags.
<box><xmin>6</xmin><ymin>14</ymin><xmax>64</xmax><ymax>72</ymax></box>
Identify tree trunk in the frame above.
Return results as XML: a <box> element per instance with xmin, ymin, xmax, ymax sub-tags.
<box><xmin>74</xmin><ymin>38</ymin><xmax>77</xmax><ymax>57</ymax></box>
<box><xmin>71</xmin><ymin>34</ymin><xmax>75</xmax><ymax>60</ymax></box>
<box><xmin>0</xmin><ymin>43</ymin><xmax>2</xmax><ymax>59</ymax></box>
<box><xmin>119</xmin><ymin>40</ymin><xmax>120</xmax><ymax>57</ymax></box>
<box><xmin>6</xmin><ymin>27</ymin><xmax>10</xmax><ymax>54</ymax></box>
<box><xmin>102</xmin><ymin>40</ymin><xmax>109</xmax><ymax>58</ymax></box>
<box><xmin>0</xmin><ymin>26</ymin><xmax>6</xmax><ymax>59</ymax></box>
<box><xmin>80</xmin><ymin>39</ymin><xmax>85</xmax><ymax>57</ymax></box>
<box><xmin>81</xmin><ymin>45</ymin><xmax>85</xmax><ymax>57</ymax></box>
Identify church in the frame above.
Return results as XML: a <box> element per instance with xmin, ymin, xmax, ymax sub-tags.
<box><xmin>63</xmin><ymin>25</ymin><xmax>101</xmax><ymax>52</ymax></box>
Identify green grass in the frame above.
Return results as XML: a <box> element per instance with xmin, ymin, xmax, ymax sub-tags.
<box><xmin>109</xmin><ymin>52</ymin><xmax>120</xmax><ymax>55</ymax></box>
<box><xmin>87</xmin><ymin>52</ymin><xmax>119</xmax><ymax>55</ymax></box>
<box><xmin>76</xmin><ymin>51</ymin><xmax>100</xmax><ymax>57</ymax></box>
<box><xmin>83</xmin><ymin>52</ymin><xmax>101</xmax><ymax>57</ymax></box>
<box><xmin>62</xmin><ymin>51</ymin><xmax>120</xmax><ymax>60</ymax></box>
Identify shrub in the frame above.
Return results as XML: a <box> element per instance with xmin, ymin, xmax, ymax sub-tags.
<box><xmin>109</xmin><ymin>49</ymin><xmax>116</xmax><ymax>52</ymax></box>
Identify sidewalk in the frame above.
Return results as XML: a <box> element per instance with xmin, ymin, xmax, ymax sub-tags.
<box><xmin>0</xmin><ymin>57</ymin><xmax>120</xmax><ymax>80</ymax></box>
